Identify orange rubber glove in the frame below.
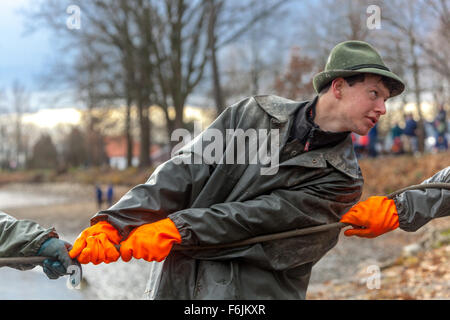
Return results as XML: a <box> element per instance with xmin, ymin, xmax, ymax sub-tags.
<box><xmin>120</xmin><ymin>218</ymin><xmax>181</xmax><ymax>262</ymax></box>
<box><xmin>340</xmin><ymin>196</ymin><xmax>399</xmax><ymax>238</ymax></box>
<box><xmin>69</xmin><ymin>221</ymin><xmax>122</xmax><ymax>264</ymax></box>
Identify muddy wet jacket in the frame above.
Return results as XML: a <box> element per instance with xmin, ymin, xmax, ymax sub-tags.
<box><xmin>0</xmin><ymin>211</ymin><xmax>56</xmax><ymax>269</ymax></box>
<box><xmin>395</xmin><ymin>166</ymin><xmax>450</xmax><ymax>232</ymax></box>
<box><xmin>92</xmin><ymin>95</ymin><xmax>365</xmax><ymax>299</ymax></box>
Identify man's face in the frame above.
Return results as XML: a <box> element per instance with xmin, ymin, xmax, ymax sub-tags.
<box><xmin>337</xmin><ymin>74</ymin><xmax>390</xmax><ymax>135</ymax></box>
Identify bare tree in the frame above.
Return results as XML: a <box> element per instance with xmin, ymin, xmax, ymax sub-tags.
<box><xmin>419</xmin><ymin>0</ymin><xmax>450</xmax><ymax>108</ymax></box>
<box><xmin>11</xmin><ymin>81</ymin><xmax>30</xmax><ymax>168</ymax></box>
<box><xmin>207</xmin><ymin>0</ymin><xmax>293</xmax><ymax>114</ymax></box>
<box><xmin>420</xmin><ymin>0</ymin><xmax>450</xmax><ymax>80</ymax></box>
<box><xmin>28</xmin><ymin>133</ymin><xmax>59</xmax><ymax>169</ymax></box>
<box><xmin>0</xmin><ymin>89</ymin><xmax>9</xmax><ymax>168</ymax></box>
<box><xmin>28</xmin><ymin>1</ymin><xmax>152</xmax><ymax>167</ymax></box>
<box><xmin>383</xmin><ymin>0</ymin><xmax>431</xmax><ymax>153</ymax></box>
<box><xmin>29</xmin><ymin>0</ymin><xmax>221</xmax><ymax>165</ymax></box>
<box><xmin>295</xmin><ymin>0</ymin><xmax>376</xmax><ymax>65</ymax></box>
<box><xmin>143</xmin><ymin>0</ymin><xmax>212</xmax><ymax>139</ymax></box>
<box><xmin>273</xmin><ymin>46</ymin><xmax>315</xmax><ymax>100</ymax></box>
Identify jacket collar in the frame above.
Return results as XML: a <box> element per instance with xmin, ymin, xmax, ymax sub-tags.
<box><xmin>253</xmin><ymin>95</ymin><xmax>301</xmax><ymax>122</ymax></box>
<box><xmin>290</xmin><ymin>95</ymin><xmax>350</xmax><ymax>151</ymax></box>
<box><xmin>253</xmin><ymin>95</ymin><xmax>362</xmax><ymax>180</ymax></box>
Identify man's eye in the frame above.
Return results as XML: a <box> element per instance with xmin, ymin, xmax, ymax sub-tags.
<box><xmin>370</xmin><ymin>91</ymin><xmax>378</xmax><ymax>98</ymax></box>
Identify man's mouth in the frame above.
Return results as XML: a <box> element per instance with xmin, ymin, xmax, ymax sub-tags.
<box><xmin>366</xmin><ymin>116</ymin><xmax>377</xmax><ymax>127</ymax></box>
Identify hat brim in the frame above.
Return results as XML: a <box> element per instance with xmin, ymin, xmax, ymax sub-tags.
<box><xmin>313</xmin><ymin>68</ymin><xmax>405</xmax><ymax>97</ymax></box>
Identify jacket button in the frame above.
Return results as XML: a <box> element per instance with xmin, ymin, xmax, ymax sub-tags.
<box><xmin>312</xmin><ymin>159</ymin><xmax>317</xmax><ymax>164</ymax></box>
<box><xmin>291</xmin><ymin>150</ymin><xmax>298</xmax><ymax>157</ymax></box>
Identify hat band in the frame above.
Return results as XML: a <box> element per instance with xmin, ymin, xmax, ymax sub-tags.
<box><xmin>344</xmin><ymin>64</ymin><xmax>390</xmax><ymax>71</ymax></box>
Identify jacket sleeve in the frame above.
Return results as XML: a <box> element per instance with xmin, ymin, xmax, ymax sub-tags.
<box><xmin>90</xmin><ymin>155</ymin><xmax>213</xmax><ymax>237</ymax></box>
<box><xmin>395</xmin><ymin>166</ymin><xmax>450</xmax><ymax>232</ymax></box>
<box><xmin>0</xmin><ymin>211</ymin><xmax>57</xmax><ymax>258</ymax></box>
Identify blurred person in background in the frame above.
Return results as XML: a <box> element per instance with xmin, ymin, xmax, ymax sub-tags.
<box><xmin>403</xmin><ymin>114</ymin><xmax>418</xmax><ymax>154</ymax></box>
<box><xmin>368</xmin><ymin>124</ymin><xmax>378</xmax><ymax>158</ymax></box>
<box><xmin>433</xmin><ymin>105</ymin><xmax>448</xmax><ymax>152</ymax></box>
<box><xmin>390</xmin><ymin>122</ymin><xmax>403</xmax><ymax>155</ymax></box>
<box><xmin>107</xmin><ymin>184</ymin><xmax>114</xmax><ymax>207</ymax></box>
<box><xmin>352</xmin><ymin>133</ymin><xmax>369</xmax><ymax>158</ymax></box>
<box><xmin>95</xmin><ymin>184</ymin><xmax>103</xmax><ymax>209</ymax></box>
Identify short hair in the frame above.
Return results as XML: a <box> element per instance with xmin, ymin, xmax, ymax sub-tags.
<box><xmin>319</xmin><ymin>73</ymin><xmax>396</xmax><ymax>97</ymax></box>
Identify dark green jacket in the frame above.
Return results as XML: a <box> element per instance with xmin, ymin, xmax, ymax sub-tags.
<box><xmin>0</xmin><ymin>211</ymin><xmax>56</xmax><ymax>269</ymax></box>
<box><xmin>92</xmin><ymin>95</ymin><xmax>364</xmax><ymax>299</ymax></box>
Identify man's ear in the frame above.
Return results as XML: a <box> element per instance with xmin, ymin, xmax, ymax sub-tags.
<box><xmin>331</xmin><ymin>78</ymin><xmax>345</xmax><ymax>99</ymax></box>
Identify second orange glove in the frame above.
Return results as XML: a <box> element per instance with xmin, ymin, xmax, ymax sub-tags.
<box><xmin>340</xmin><ymin>196</ymin><xmax>399</xmax><ymax>238</ymax></box>
<box><xmin>120</xmin><ymin>218</ymin><xmax>182</xmax><ymax>262</ymax></box>
<box><xmin>69</xmin><ymin>221</ymin><xmax>122</xmax><ymax>264</ymax></box>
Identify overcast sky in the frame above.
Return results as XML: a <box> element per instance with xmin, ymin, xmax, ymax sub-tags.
<box><xmin>1</xmin><ymin>1</ymin><xmax>45</xmax><ymax>86</ymax></box>
<box><xmin>0</xmin><ymin>0</ymin><xmax>72</xmax><ymax>111</ymax></box>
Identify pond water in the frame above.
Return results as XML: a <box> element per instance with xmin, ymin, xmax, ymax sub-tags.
<box><xmin>0</xmin><ymin>266</ymin><xmax>85</xmax><ymax>300</ymax></box>
<box><xmin>0</xmin><ymin>190</ymin><xmax>70</xmax><ymax>209</ymax></box>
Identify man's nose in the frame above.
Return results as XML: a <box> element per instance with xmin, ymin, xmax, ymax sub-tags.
<box><xmin>375</xmin><ymin>100</ymin><xmax>386</xmax><ymax>115</ymax></box>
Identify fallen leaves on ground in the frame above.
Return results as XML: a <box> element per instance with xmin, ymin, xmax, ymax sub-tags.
<box><xmin>359</xmin><ymin>151</ymin><xmax>450</xmax><ymax>200</ymax></box>
<box><xmin>307</xmin><ymin>243</ymin><xmax>449</xmax><ymax>300</ymax></box>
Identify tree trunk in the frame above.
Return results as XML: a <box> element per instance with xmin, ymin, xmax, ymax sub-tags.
<box><xmin>410</xmin><ymin>35</ymin><xmax>425</xmax><ymax>154</ymax></box>
<box><xmin>210</xmin><ymin>41</ymin><xmax>225</xmax><ymax>115</ymax></box>
<box><xmin>208</xmin><ymin>0</ymin><xmax>225</xmax><ymax>116</ymax></box>
<box><xmin>125</xmin><ymin>96</ymin><xmax>133</xmax><ymax>168</ymax></box>
<box><xmin>174</xmin><ymin>96</ymin><xmax>185</xmax><ymax>131</ymax></box>
<box><xmin>138</xmin><ymin>98</ymin><xmax>152</xmax><ymax>168</ymax></box>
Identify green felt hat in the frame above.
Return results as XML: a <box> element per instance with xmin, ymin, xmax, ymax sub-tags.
<box><xmin>313</xmin><ymin>41</ymin><xmax>405</xmax><ymax>97</ymax></box>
